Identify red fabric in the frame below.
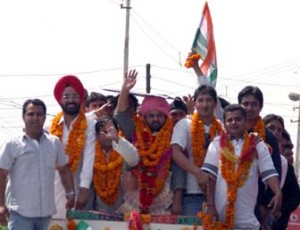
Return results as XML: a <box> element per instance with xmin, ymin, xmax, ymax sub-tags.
<box><xmin>54</xmin><ymin>75</ymin><xmax>85</xmax><ymax>103</ymax></box>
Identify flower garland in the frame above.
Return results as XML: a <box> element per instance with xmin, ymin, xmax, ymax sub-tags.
<box><xmin>93</xmin><ymin>142</ymin><xmax>124</xmax><ymax>205</ymax></box>
<box><xmin>134</xmin><ymin>116</ymin><xmax>173</xmax><ymax>213</ymax></box>
<box><xmin>135</xmin><ymin>116</ymin><xmax>173</xmax><ymax>167</ymax></box>
<box><xmin>198</xmin><ymin>132</ymin><xmax>257</xmax><ymax>229</ymax></box>
<box><xmin>67</xmin><ymin>218</ymin><xmax>76</xmax><ymax>230</ymax></box>
<box><xmin>125</xmin><ymin>211</ymin><xmax>151</xmax><ymax>230</ymax></box>
<box><xmin>49</xmin><ymin>224</ymin><xmax>64</xmax><ymax>230</ymax></box>
<box><xmin>253</xmin><ymin>116</ymin><xmax>265</xmax><ymax>140</ymax></box>
<box><xmin>191</xmin><ymin>112</ymin><xmax>223</xmax><ymax>167</ymax></box>
<box><xmin>253</xmin><ymin>116</ymin><xmax>274</xmax><ymax>153</ymax></box>
<box><xmin>50</xmin><ymin>109</ymin><xmax>87</xmax><ymax>172</ymax></box>
<box><xmin>185</xmin><ymin>53</ymin><xmax>201</xmax><ymax>68</ymax></box>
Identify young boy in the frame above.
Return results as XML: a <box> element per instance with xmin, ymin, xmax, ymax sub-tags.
<box><xmin>201</xmin><ymin>104</ymin><xmax>282</xmax><ymax>229</ymax></box>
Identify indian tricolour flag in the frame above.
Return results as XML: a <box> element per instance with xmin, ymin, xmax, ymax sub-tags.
<box><xmin>76</xmin><ymin>220</ymin><xmax>94</xmax><ymax>230</ymax></box>
<box><xmin>192</xmin><ymin>1</ymin><xmax>217</xmax><ymax>87</ymax></box>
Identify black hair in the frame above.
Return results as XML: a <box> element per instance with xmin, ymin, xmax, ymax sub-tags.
<box><xmin>263</xmin><ymin>114</ymin><xmax>285</xmax><ymax>129</ymax></box>
<box><xmin>193</xmin><ymin>85</ymin><xmax>217</xmax><ymax>102</ymax></box>
<box><xmin>223</xmin><ymin>104</ymin><xmax>247</xmax><ymax>121</ymax></box>
<box><xmin>112</xmin><ymin>93</ymin><xmax>139</xmax><ymax>111</ymax></box>
<box><xmin>85</xmin><ymin>92</ymin><xmax>107</xmax><ymax>107</ymax></box>
<box><xmin>95</xmin><ymin>115</ymin><xmax>118</xmax><ymax>134</ymax></box>
<box><xmin>282</xmin><ymin>128</ymin><xmax>293</xmax><ymax>146</ymax></box>
<box><xmin>169</xmin><ymin>97</ymin><xmax>188</xmax><ymax>114</ymax></box>
<box><xmin>22</xmin><ymin>99</ymin><xmax>47</xmax><ymax>116</ymax></box>
<box><xmin>106</xmin><ymin>95</ymin><xmax>115</xmax><ymax>102</ymax></box>
<box><xmin>238</xmin><ymin>86</ymin><xmax>264</xmax><ymax>107</ymax></box>
<box><xmin>218</xmin><ymin>96</ymin><xmax>230</xmax><ymax>109</ymax></box>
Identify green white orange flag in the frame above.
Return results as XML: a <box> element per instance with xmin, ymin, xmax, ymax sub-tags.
<box><xmin>189</xmin><ymin>2</ymin><xmax>218</xmax><ymax>87</ymax></box>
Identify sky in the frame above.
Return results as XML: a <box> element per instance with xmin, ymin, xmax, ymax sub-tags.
<box><xmin>0</xmin><ymin>0</ymin><xmax>300</xmax><ymax>151</ymax></box>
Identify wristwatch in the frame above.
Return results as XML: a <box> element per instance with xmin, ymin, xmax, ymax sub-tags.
<box><xmin>65</xmin><ymin>191</ymin><xmax>76</xmax><ymax>199</ymax></box>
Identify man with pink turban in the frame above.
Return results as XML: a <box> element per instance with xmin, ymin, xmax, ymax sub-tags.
<box><xmin>49</xmin><ymin>75</ymin><xmax>96</xmax><ymax>219</ymax></box>
<box><xmin>115</xmin><ymin>69</ymin><xmax>178</xmax><ymax>215</ymax></box>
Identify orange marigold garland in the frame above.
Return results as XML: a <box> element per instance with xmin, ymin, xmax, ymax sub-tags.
<box><xmin>50</xmin><ymin>109</ymin><xmax>87</xmax><ymax>172</ymax></box>
<box><xmin>185</xmin><ymin>53</ymin><xmax>201</xmax><ymax>68</ymax></box>
<box><xmin>67</xmin><ymin>218</ymin><xmax>76</xmax><ymax>230</ymax></box>
<box><xmin>93</xmin><ymin>142</ymin><xmax>123</xmax><ymax>205</ymax></box>
<box><xmin>198</xmin><ymin>132</ymin><xmax>257</xmax><ymax>229</ymax></box>
<box><xmin>253</xmin><ymin>116</ymin><xmax>265</xmax><ymax>140</ymax></box>
<box><xmin>135</xmin><ymin>116</ymin><xmax>173</xmax><ymax>168</ymax></box>
<box><xmin>191</xmin><ymin>112</ymin><xmax>223</xmax><ymax>167</ymax></box>
<box><xmin>254</xmin><ymin>116</ymin><xmax>274</xmax><ymax>153</ymax></box>
<box><xmin>134</xmin><ymin>116</ymin><xmax>173</xmax><ymax>213</ymax></box>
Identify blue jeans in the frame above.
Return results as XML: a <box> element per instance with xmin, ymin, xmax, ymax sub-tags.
<box><xmin>8</xmin><ymin>211</ymin><xmax>51</xmax><ymax>230</ymax></box>
<box><xmin>182</xmin><ymin>194</ymin><xmax>205</xmax><ymax>216</ymax></box>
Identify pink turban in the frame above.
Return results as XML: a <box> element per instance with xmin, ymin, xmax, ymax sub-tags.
<box><xmin>54</xmin><ymin>75</ymin><xmax>85</xmax><ymax>103</ymax></box>
<box><xmin>140</xmin><ymin>96</ymin><xmax>170</xmax><ymax>116</ymax></box>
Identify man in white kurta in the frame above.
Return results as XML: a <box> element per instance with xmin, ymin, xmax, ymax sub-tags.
<box><xmin>50</xmin><ymin>75</ymin><xmax>96</xmax><ymax>219</ymax></box>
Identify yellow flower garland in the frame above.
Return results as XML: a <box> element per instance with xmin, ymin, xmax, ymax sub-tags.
<box><xmin>93</xmin><ymin>142</ymin><xmax>123</xmax><ymax>205</ymax></box>
<box><xmin>50</xmin><ymin>109</ymin><xmax>87</xmax><ymax>172</ymax></box>
<box><xmin>191</xmin><ymin>112</ymin><xmax>223</xmax><ymax>167</ymax></box>
<box><xmin>198</xmin><ymin>132</ymin><xmax>257</xmax><ymax>229</ymax></box>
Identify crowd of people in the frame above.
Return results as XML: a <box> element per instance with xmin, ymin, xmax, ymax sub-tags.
<box><xmin>0</xmin><ymin>52</ymin><xmax>299</xmax><ymax>230</ymax></box>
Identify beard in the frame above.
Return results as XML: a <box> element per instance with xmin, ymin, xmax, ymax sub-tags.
<box><xmin>148</xmin><ymin>121</ymin><xmax>164</xmax><ymax>132</ymax></box>
<box><xmin>61</xmin><ymin>102</ymin><xmax>81</xmax><ymax>115</ymax></box>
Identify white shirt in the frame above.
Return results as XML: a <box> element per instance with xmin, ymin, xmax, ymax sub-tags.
<box><xmin>280</xmin><ymin>155</ymin><xmax>288</xmax><ymax>188</ymax></box>
<box><xmin>0</xmin><ymin>132</ymin><xmax>67</xmax><ymax>218</ymax></box>
<box><xmin>112</xmin><ymin>137</ymin><xmax>140</xmax><ymax>167</ymax></box>
<box><xmin>171</xmin><ymin>118</ymin><xmax>213</xmax><ymax>194</ymax></box>
<box><xmin>56</xmin><ymin>113</ymin><xmax>96</xmax><ymax>188</ymax></box>
<box><xmin>202</xmin><ymin>136</ymin><xmax>278</xmax><ymax>230</ymax></box>
<box><xmin>51</xmin><ymin>113</ymin><xmax>96</xmax><ymax>219</ymax></box>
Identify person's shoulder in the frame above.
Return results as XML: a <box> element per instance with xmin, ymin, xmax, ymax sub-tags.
<box><xmin>173</xmin><ymin>117</ymin><xmax>191</xmax><ymax>130</ymax></box>
<box><xmin>82</xmin><ymin>115</ymin><xmax>97</xmax><ymax>134</ymax></box>
<box><xmin>178</xmin><ymin>117</ymin><xmax>191</xmax><ymax>125</ymax></box>
<box><xmin>8</xmin><ymin>132</ymin><xmax>25</xmax><ymax>143</ymax></box>
<box><xmin>213</xmin><ymin>135</ymin><xmax>221</xmax><ymax>142</ymax></box>
<box><xmin>0</xmin><ymin>132</ymin><xmax>25</xmax><ymax>149</ymax></box>
<box><xmin>86</xmin><ymin>116</ymin><xmax>97</xmax><ymax>126</ymax></box>
<box><xmin>43</xmin><ymin>130</ymin><xmax>62</xmax><ymax>142</ymax></box>
<box><xmin>210</xmin><ymin>135</ymin><xmax>221</xmax><ymax>146</ymax></box>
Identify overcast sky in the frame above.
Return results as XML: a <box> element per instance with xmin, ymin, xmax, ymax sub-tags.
<box><xmin>0</xmin><ymin>0</ymin><xmax>300</xmax><ymax>147</ymax></box>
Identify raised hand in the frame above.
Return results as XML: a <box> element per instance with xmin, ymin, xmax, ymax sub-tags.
<box><xmin>122</xmin><ymin>69</ymin><xmax>138</xmax><ymax>92</ymax></box>
<box><xmin>187</xmin><ymin>51</ymin><xmax>203</xmax><ymax>76</ymax></box>
<box><xmin>94</xmin><ymin>102</ymin><xmax>116</xmax><ymax>118</ymax></box>
<box><xmin>182</xmin><ymin>94</ymin><xmax>194</xmax><ymax>115</ymax></box>
<box><xmin>100</xmin><ymin>119</ymin><xmax>119</xmax><ymax>143</ymax></box>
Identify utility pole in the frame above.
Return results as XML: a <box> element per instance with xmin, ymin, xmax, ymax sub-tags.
<box><xmin>121</xmin><ymin>0</ymin><xmax>131</xmax><ymax>78</ymax></box>
<box><xmin>146</xmin><ymin>64</ymin><xmax>151</xmax><ymax>93</ymax></box>
<box><xmin>289</xmin><ymin>92</ymin><xmax>300</xmax><ymax>179</ymax></box>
